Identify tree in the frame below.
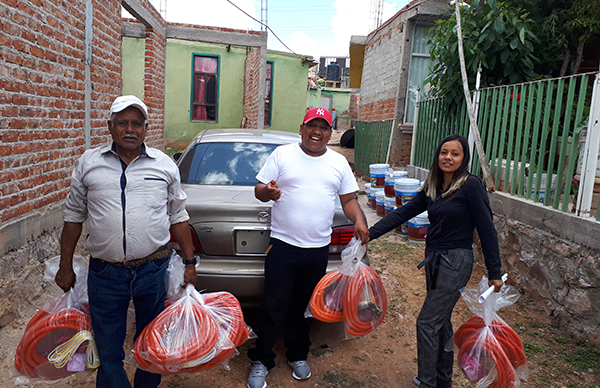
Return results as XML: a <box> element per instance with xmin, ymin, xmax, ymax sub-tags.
<box><xmin>509</xmin><ymin>0</ymin><xmax>600</xmax><ymax>76</ymax></box>
<box><xmin>425</xmin><ymin>0</ymin><xmax>538</xmax><ymax>113</ymax></box>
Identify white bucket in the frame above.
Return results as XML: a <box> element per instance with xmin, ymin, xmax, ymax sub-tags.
<box><xmin>385</xmin><ymin>170</ymin><xmax>408</xmax><ymax>197</ymax></box>
<box><xmin>364</xmin><ymin>183</ymin><xmax>372</xmax><ymax>208</ymax></box>
<box><xmin>525</xmin><ymin>173</ymin><xmax>557</xmax><ymax>203</ymax></box>
<box><xmin>384</xmin><ymin>196</ymin><xmax>395</xmax><ymax>215</ymax></box>
<box><xmin>394</xmin><ymin>178</ymin><xmax>420</xmax><ymax>207</ymax></box>
<box><xmin>376</xmin><ymin>191</ymin><xmax>386</xmax><ymax>218</ymax></box>
<box><xmin>371</xmin><ymin>188</ymin><xmax>383</xmax><ymax>212</ymax></box>
<box><xmin>370</xmin><ymin>163</ymin><xmax>389</xmax><ymax>188</ymax></box>
<box><xmin>408</xmin><ymin>211</ymin><xmax>429</xmax><ymax>243</ymax></box>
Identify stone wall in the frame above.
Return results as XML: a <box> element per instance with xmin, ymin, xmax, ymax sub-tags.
<box><xmin>489</xmin><ymin>191</ymin><xmax>600</xmax><ymax>335</ymax></box>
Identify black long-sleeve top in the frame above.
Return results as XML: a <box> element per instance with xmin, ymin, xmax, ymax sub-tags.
<box><xmin>368</xmin><ymin>175</ymin><xmax>502</xmax><ymax>280</ymax></box>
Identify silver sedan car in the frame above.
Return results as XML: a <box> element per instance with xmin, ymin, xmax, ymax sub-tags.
<box><xmin>170</xmin><ymin>129</ymin><xmax>367</xmax><ymax>306</ymax></box>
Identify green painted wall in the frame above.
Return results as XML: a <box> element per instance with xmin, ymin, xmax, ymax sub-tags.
<box><xmin>306</xmin><ymin>87</ymin><xmax>352</xmax><ymax>129</ymax></box>
<box><xmin>266</xmin><ymin>51</ymin><xmax>312</xmax><ymax>133</ymax></box>
<box><xmin>121</xmin><ymin>38</ymin><xmax>145</xmax><ymax>98</ymax></box>
<box><xmin>122</xmin><ymin>39</ymin><xmax>312</xmax><ymax>150</ymax></box>
<box><xmin>165</xmin><ymin>39</ymin><xmax>246</xmax><ymax>150</ymax></box>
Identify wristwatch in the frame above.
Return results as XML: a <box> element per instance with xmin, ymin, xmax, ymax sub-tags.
<box><xmin>183</xmin><ymin>256</ymin><xmax>198</xmax><ymax>266</ymax></box>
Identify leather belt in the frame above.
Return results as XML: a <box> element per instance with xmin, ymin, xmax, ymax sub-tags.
<box><xmin>97</xmin><ymin>244</ymin><xmax>171</xmax><ymax>268</ymax></box>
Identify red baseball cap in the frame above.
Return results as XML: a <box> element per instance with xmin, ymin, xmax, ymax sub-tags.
<box><xmin>303</xmin><ymin>107</ymin><xmax>332</xmax><ymax>127</ymax></box>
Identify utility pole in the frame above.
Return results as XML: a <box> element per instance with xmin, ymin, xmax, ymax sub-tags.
<box><xmin>452</xmin><ymin>1</ymin><xmax>495</xmax><ymax>191</ymax></box>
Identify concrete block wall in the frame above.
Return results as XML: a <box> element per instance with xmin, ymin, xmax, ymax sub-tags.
<box><xmin>359</xmin><ymin>18</ymin><xmax>405</xmax><ymax>120</ymax></box>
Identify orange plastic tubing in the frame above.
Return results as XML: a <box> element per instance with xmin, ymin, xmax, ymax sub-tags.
<box><xmin>309</xmin><ymin>271</ymin><xmax>345</xmax><ymax>322</ymax></box>
<box><xmin>134</xmin><ymin>291</ymin><xmax>250</xmax><ymax>374</ymax></box>
<box><xmin>455</xmin><ymin>316</ymin><xmax>527</xmax><ymax>387</ymax></box>
<box><xmin>310</xmin><ymin>266</ymin><xmax>387</xmax><ymax>337</ymax></box>
<box><xmin>15</xmin><ymin>306</ymin><xmax>92</xmax><ymax>379</ymax></box>
<box><xmin>344</xmin><ymin>266</ymin><xmax>387</xmax><ymax>336</ymax></box>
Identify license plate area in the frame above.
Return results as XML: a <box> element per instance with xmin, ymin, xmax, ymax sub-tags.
<box><xmin>235</xmin><ymin>228</ymin><xmax>271</xmax><ymax>254</ymax></box>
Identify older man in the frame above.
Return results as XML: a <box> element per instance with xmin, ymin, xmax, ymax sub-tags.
<box><xmin>56</xmin><ymin>95</ymin><xmax>197</xmax><ymax>388</ymax></box>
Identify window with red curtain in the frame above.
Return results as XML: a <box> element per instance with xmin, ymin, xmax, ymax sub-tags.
<box><xmin>264</xmin><ymin>62</ymin><xmax>273</xmax><ymax>127</ymax></box>
<box><xmin>192</xmin><ymin>55</ymin><xmax>218</xmax><ymax>122</ymax></box>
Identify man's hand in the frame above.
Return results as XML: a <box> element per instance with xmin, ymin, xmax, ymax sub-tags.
<box><xmin>57</xmin><ymin>222</ymin><xmax>83</xmax><ymax>292</ymax></box>
<box><xmin>255</xmin><ymin>180</ymin><xmax>282</xmax><ymax>202</ymax></box>
<box><xmin>183</xmin><ymin>264</ymin><xmax>197</xmax><ymax>287</ymax></box>
<box><xmin>339</xmin><ymin>193</ymin><xmax>369</xmax><ymax>243</ymax></box>
<box><xmin>353</xmin><ymin>221</ymin><xmax>369</xmax><ymax>244</ymax></box>
<box><xmin>55</xmin><ymin>266</ymin><xmax>76</xmax><ymax>292</ymax></box>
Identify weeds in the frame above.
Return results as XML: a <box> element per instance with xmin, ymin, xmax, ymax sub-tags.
<box><xmin>523</xmin><ymin>341</ymin><xmax>548</xmax><ymax>356</ymax></box>
<box><xmin>564</xmin><ymin>347</ymin><xmax>600</xmax><ymax>371</ymax></box>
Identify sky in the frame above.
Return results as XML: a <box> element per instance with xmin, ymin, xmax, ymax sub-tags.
<box><xmin>139</xmin><ymin>0</ymin><xmax>411</xmax><ymax>60</ymax></box>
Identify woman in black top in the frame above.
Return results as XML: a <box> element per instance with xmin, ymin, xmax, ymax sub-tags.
<box><xmin>367</xmin><ymin>134</ymin><xmax>503</xmax><ymax>388</ymax></box>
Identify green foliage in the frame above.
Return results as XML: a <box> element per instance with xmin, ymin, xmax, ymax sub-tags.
<box><xmin>523</xmin><ymin>341</ymin><xmax>548</xmax><ymax>356</ymax></box>
<box><xmin>425</xmin><ymin>0</ymin><xmax>538</xmax><ymax>113</ymax></box>
<box><xmin>564</xmin><ymin>347</ymin><xmax>600</xmax><ymax>371</ymax></box>
<box><xmin>509</xmin><ymin>0</ymin><xmax>600</xmax><ymax>75</ymax></box>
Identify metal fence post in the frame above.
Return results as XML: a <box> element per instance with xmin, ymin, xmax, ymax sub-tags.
<box><xmin>576</xmin><ymin>71</ymin><xmax>600</xmax><ymax>218</ymax></box>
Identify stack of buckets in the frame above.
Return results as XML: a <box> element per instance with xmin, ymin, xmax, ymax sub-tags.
<box><xmin>394</xmin><ymin>178</ymin><xmax>420</xmax><ymax>236</ymax></box>
<box><xmin>367</xmin><ymin>164</ymin><xmax>430</xmax><ymax>243</ymax></box>
<box><xmin>369</xmin><ymin>164</ymin><xmax>388</xmax><ymax>217</ymax></box>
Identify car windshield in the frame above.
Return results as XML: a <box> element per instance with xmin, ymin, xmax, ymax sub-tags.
<box><xmin>179</xmin><ymin>142</ymin><xmax>279</xmax><ymax>186</ymax></box>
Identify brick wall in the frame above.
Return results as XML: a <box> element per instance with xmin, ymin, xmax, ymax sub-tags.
<box><xmin>144</xmin><ymin>28</ymin><xmax>166</xmax><ymax>149</ymax></box>
<box><xmin>243</xmin><ymin>47</ymin><xmax>261</xmax><ymax>128</ymax></box>
<box><xmin>358</xmin><ymin>98</ymin><xmax>396</xmax><ymax>121</ymax></box>
<box><xmin>0</xmin><ymin>0</ymin><xmax>167</xmax><ymax>247</ymax></box>
<box><xmin>0</xmin><ymin>0</ymin><xmax>123</xmax><ymax>225</ymax></box>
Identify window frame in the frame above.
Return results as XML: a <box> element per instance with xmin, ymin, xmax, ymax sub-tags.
<box><xmin>404</xmin><ymin>24</ymin><xmax>435</xmax><ymax>124</ymax></box>
<box><xmin>190</xmin><ymin>53</ymin><xmax>220</xmax><ymax>123</ymax></box>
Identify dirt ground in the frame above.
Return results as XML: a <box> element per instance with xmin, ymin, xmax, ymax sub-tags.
<box><xmin>0</xmin><ymin>130</ymin><xmax>598</xmax><ymax>388</ymax></box>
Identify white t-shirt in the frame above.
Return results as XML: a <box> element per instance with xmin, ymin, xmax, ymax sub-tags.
<box><xmin>256</xmin><ymin>143</ymin><xmax>358</xmax><ymax>248</ymax></box>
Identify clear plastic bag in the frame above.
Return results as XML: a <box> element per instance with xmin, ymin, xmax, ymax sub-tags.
<box><xmin>132</xmin><ymin>284</ymin><xmax>255</xmax><ymax>374</ymax></box>
<box><xmin>14</xmin><ymin>256</ymin><xmax>99</xmax><ymax>381</ymax></box>
<box><xmin>306</xmin><ymin>237</ymin><xmax>387</xmax><ymax>338</ymax></box>
<box><xmin>453</xmin><ymin>275</ymin><xmax>528</xmax><ymax>387</ymax></box>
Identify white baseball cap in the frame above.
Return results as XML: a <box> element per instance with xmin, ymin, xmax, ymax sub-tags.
<box><xmin>110</xmin><ymin>95</ymin><xmax>148</xmax><ymax>120</ymax></box>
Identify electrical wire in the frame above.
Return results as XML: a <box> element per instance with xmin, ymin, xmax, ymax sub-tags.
<box><xmin>225</xmin><ymin>0</ymin><xmax>309</xmax><ymax>61</ymax></box>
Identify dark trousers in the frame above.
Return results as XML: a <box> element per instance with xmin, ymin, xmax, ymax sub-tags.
<box><xmin>248</xmin><ymin>238</ymin><xmax>329</xmax><ymax>370</ymax></box>
<box><xmin>87</xmin><ymin>255</ymin><xmax>169</xmax><ymax>388</ymax></box>
<box><xmin>416</xmin><ymin>249</ymin><xmax>473</xmax><ymax>388</ymax></box>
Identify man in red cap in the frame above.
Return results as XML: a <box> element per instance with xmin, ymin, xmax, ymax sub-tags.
<box><xmin>247</xmin><ymin>107</ymin><xmax>369</xmax><ymax>388</ymax></box>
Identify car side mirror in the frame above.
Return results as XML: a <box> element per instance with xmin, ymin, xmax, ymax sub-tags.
<box><xmin>173</xmin><ymin>152</ymin><xmax>182</xmax><ymax>162</ymax></box>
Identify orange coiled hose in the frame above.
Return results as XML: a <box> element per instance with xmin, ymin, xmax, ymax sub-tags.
<box><xmin>310</xmin><ymin>265</ymin><xmax>387</xmax><ymax>336</ymax></box>
<box><xmin>309</xmin><ymin>271</ymin><xmax>346</xmax><ymax>322</ymax></box>
<box><xmin>343</xmin><ymin>265</ymin><xmax>387</xmax><ymax>336</ymax></box>
<box><xmin>133</xmin><ymin>291</ymin><xmax>250</xmax><ymax>374</ymax></box>
<box><xmin>14</xmin><ymin>304</ymin><xmax>93</xmax><ymax>380</ymax></box>
<box><xmin>454</xmin><ymin>316</ymin><xmax>526</xmax><ymax>387</ymax></box>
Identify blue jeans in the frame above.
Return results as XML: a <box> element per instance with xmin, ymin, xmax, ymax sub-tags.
<box><xmin>87</xmin><ymin>255</ymin><xmax>169</xmax><ymax>388</ymax></box>
<box><xmin>248</xmin><ymin>238</ymin><xmax>329</xmax><ymax>370</ymax></box>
